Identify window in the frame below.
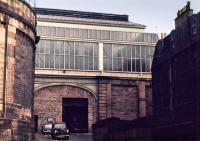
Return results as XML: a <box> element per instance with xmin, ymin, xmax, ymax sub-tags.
<box><xmin>36</xmin><ymin>26</ymin><xmax>158</xmax><ymax>44</ymax></box>
<box><xmin>103</xmin><ymin>44</ymin><xmax>155</xmax><ymax>72</ymax></box>
<box><xmin>35</xmin><ymin>40</ymin><xmax>99</xmax><ymax>71</ymax></box>
<box><xmin>101</xmin><ymin>30</ymin><xmax>110</xmax><ymax>40</ymax></box>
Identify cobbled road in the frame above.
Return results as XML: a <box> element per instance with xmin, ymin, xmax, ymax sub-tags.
<box><xmin>35</xmin><ymin>133</ymin><xmax>93</xmax><ymax>141</ymax></box>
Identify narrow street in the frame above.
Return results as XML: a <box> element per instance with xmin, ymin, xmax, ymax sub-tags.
<box><xmin>35</xmin><ymin>133</ymin><xmax>93</xmax><ymax>141</ymax></box>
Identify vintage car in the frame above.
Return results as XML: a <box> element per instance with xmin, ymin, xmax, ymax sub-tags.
<box><xmin>51</xmin><ymin>122</ymin><xmax>69</xmax><ymax>140</ymax></box>
<box><xmin>41</xmin><ymin>123</ymin><xmax>53</xmax><ymax>135</ymax></box>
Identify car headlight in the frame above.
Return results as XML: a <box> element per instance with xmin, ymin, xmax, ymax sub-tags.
<box><xmin>66</xmin><ymin>129</ymin><xmax>69</xmax><ymax>134</ymax></box>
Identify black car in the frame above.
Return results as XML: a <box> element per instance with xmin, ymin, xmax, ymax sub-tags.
<box><xmin>51</xmin><ymin>122</ymin><xmax>69</xmax><ymax>140</ymax></box>
<box><xmin>41</xmin><ymin>123</ymin><xmax>53</xmax><ymax>135</ymax></box>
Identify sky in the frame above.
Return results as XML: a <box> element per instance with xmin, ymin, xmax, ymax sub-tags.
<box><xmin>35</xmin><ymin>0</ymin><xmax>200</xmax><ymax>35</ymax></box>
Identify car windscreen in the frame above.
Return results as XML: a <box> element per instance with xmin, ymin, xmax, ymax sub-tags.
<box><xmin>54</xmin><ymin>123</ymin><xmax>66</xmax><ymax>129</ymax></box>
<box><xmin>44</xmin><ymin>124</ymin><xmax>53</xmax><ymax>129</ymax></box>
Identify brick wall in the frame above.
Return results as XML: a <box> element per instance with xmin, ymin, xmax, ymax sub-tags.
<box><xmin>98</xmin><ymin>78</ymin><xmax>152</xmax><ymax>121</ymax></box>
<box><xmin>34</xmin><ymin>85</ymin><xmax>97</xmax><ymax>131</ymax></box>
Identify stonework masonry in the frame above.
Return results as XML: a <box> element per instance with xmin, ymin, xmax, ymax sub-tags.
<box><xmin>34</xmin><ymin>75</ymin><xmax>152</xmax><ymax>132</ymax></box>
<box><xmin>0</xmin><ymin>0</ymin><xmax>37</xmax><ymax>141</ymax></box>
<box><xmin>98</xmin><ymin>78</ymin><xmax>152</xmax><ymax>121</ymax></box>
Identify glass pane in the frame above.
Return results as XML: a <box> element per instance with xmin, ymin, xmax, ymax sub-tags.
<box><xmin>60</xmin><ymin>55</ymin><xmax>64</xmax><ymax>69</ymax></box>
<box><xmin>136</xmin><ymin>46</ymin><xmax>140</xmax><ymax>58</ymax></box>
<box><xmin>75</xmin><ymin>56</ymin><xmax>84</xmax><ymax>70</ymax></box>
<box><xmin>103</xmin><ymin>44</ymin><xmax>112</xmax><ymax>57</ymax></box>
<box><xmin>85</xmin><ymin>57</ymin><xmax>89</xmax><ymax>70</ymax></box>
<box><xmin>39</xmin><ymin>54</ymin><xmax>44</xmax><ymax>68</ymax></box>
<box><xmin>55</xmin><ymin>55</ymin><xmax>59</xmax><ymax>68</ymax></box>
<box><xmin>70</xmin><ymin>28</ymin><xmax>79</xmax><ymax>38</ymax></box>
<box><xmin>65</xmin><ymin>42</ymin><xmax>70</xmax><ymax>55</ymax></box>
<box><xmin>113</xmin><ymin>58</ymin><xmax>122</xmax><ymax>71</ymax></box>
<box><xmin>69</xmin><ymin>42</ymin><xmax>74</xmax><ymax>55</ymax></box>
<box><xmin>65</xmin><ymin>55</ymin><xmax>70</xmax><ymax>69</ymax></box>
<box><xmin>35</xmin><ymin>54</ymin><xmax>39</xmax><ymax>68</ymax></box>
<box><xmin>89</xmin><ymin>57</ymin><xmax>93</xmax><ymax>70</ymax></box>
<box><xmin>126</xmin><ymin>45</ymin><xmax>131</xmax><ymax>58</ymax></box>
<box><xmin>123</xmin><ymin>58</ymin><xmax>128</xmax><ymax>71</ymax></box>
<box><xmin>127</xmin><ymin>32</ymin><xmax>132</xmax><ymax>41</ymax></box>
<box><xmin>80</xmin><ymin>29</ymin><xmax>88</xmax><ymax>38</ymax></box>
<box><xmin>136</xmin><ymin>59</ymin><xmax>141</xmax><ymax>72</ymax></box>
<box><xmin>92</xmin><ymin>30</ymin><xmax>97</xmax><ymax>39</ymax></box>
<box><xmin>101</xmin><ymin>30</ymin><xmax>110</xmax><ymax>40</ymax></box>
<box><xmin>142</xmin><ymin>59</ymin><xmax>146</xmax><ymax>72</ymax></box>
<box><xmin>104</xmin><ymin>57</ymin><xmax>109</xmax><ymax>70</ymax></box>
<box><xmin>146</xmin><ymin>57</ymin><xmax>151</xmax><ymax>72</ymax></box>
<box><xmin>122</xmin><ymin>32</ymin><xmax>127</xmax><ymax>41</ymax></box>
<box><xmin>50</xmin><ymin>41</ymin><xmax>54</xmax><ymax>54</ymax></box>
<box><xmin>88</xmin><ymin>29</ymin><xmax>92</xmax><ymax>39</ymax></box>
<box><xmin>65</xmin><ymin>28</ymin><xmax>70</xmax><ymax>37</ymax></box>
<box><xmin>97</xmin><ymin>30</ymin><xmax>101</xmax><ymax>39</ymax></box>
<box><xmin>94</xmin><ymin>57</ymin><xmax>98</xmax><ymax>70</ymax></box>
<box><xmin>45</xmin><ymin>54</ymin><xmax>50</xmax><ymax>68</ymax></box>
<box><xmin>132</xmin><ymin>46</ymin><xmax>136</xmax><ymax>58</ymax></box>
<box><xmin>128</xmin><ymin>59</ymin><xmax>132</xmax><ymax>71</ymax></box>
<box><xmin>139</xmin><ymin>33</ymin><xmax>144</xmax><ymax>42</ymax></box>
<box><xmin>39</xmin><ymin>41</ymin><xmax>45</xmax><ymax>53</ymax></box>
<box><xmin>51</xmin><ymin>27</ymin><xmax>56</xmax><ymax>36</ymax></box>
<box><xmin>89</xmin><ymin>46</ymin><xmax>93</xmax><ymax>56</ymax></box>
<box><xmin>56</xmin><ymin>27</ymin><xmax>65</xmax><ymax>37</ymax></box>
<box><xmin>131</xmin><ymin>33</ymin><xmax>136</xmax><ymax>42</ymax></box>
<box><xmin>42</xmin><ymin>26</ymin><xmax>51</xmax><ymax>36</ymax></box>
<box><xmin>132</xmin><ymin>59</ymin><xmax>136</xmax><ymax>72</ymax></box>
<box><xmin>70</xmin><ymin>56</ymin><xmax>74</xmax><ymax>69</ymax></box>
<box><xmin>141</xmin><ymin>46</ymin><xmax>146</xmax><ymax>58</ymax></box>
<box><xmin>50</xmin><ymin>54</ymin><xmax>54</xmax><ymax>68</ymax></box>
<box><xmin>93</xmin><ymin>43</ymin><xmax>98</xmax><ymax>56</ymax></box>
<box><xmin>44</xmin><ymin>41</ymin><xmax>50</xmax><ymax>54</ymax></box>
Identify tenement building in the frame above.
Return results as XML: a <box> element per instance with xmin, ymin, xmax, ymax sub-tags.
<box><xmin>0</xmin><ymin>0</ymin><xmax>37</xmax><ymax>141</ymax></box>
<box><xmin>34</xmin><ymin>8</ymin><xmax>158</xmax><ymax>132</ymax></box>
<box><xmin>152</xmin><ymin>2</ymin><xmax>200</xmax><ymax>140</ymax></box>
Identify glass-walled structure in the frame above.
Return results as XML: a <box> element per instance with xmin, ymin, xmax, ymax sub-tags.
<box><xmin>34</xmin><ymin>8</ymin><xmax>158</xmax><ymax>133</ymax></box>
<box><xmin>36</xmin><ymin>26</ymin><xmax>157</xmax><ymax>73</ymax></box>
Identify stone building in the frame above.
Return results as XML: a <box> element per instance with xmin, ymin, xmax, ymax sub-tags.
<box><xmin>152</xmin><ymin>2</ymin><xmax>200</xmax><ymax>140</ymax></box>
<box><xmin>34</xmin><ymin>8</ymin><xmax>158</xmax><ymax>132</ymax></box>
<box><xmin>0</xmin><ymin>0</ymin><xmax>38</xmax><ymax>141</ymax></box>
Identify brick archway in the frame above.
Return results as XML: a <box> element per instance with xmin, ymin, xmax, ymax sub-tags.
<box><xmin>34</xmin><ymin>85</ymin><xmax>97</xmax><ymax>131</ymax></box>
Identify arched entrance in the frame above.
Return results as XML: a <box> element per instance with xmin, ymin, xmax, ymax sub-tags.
<box><xmin>34</xmin><ymin>84</ymin><xmax>97</xmax><ymax>132</ymax></box>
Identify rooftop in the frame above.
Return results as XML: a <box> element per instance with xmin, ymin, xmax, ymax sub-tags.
<box><xmin>35</xmin><ymin>8</ymin><xmax>146</xmax><ymax>29</ymax></box>
<box><xmin>35</xmin><ymin>7</ymin><xmax>129</xmax><ymax>22</ymax></box>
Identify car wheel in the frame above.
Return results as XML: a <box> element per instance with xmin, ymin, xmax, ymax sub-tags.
<box><xmin>66</xmin><ymin>136</ymin><xmax>69</xmax><ymax>140</ymax></box>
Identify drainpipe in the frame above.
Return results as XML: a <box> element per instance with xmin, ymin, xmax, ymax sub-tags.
<box><xmin>2</xmin><ymin>15</ymin><xmax>8</xmax><ymax>118</ymax></box>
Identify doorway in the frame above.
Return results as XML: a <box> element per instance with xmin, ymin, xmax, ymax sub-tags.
<box><xmin>62</xmin><ymin>98</ymin><xmax>88</xmax><ymax>133</ymax></box>
<box><xmin>34</xmin><ymin>115</ymin><xmax>38</xmax><ymax>132</ymax></box>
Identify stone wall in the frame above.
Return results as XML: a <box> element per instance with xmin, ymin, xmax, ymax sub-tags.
<box><xmin>98</xmin><ymin>78</ymin><xmax>152</xmax><ymax>121</ymax></box>
<box><xmin>34</xmin><ymin>85</ymin><xmax>97</xmax><ymax>131</ymax></box>
<box><xmin>0</xmin><ymin>0</ymin><xmax>37</xmax><ymax>140</ymax></box>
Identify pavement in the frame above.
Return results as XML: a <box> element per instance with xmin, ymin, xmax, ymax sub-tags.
<box><xmin>35</xmin><ymin>133</ymin><xmax>93</xmax><ymax>141</ymax></box>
